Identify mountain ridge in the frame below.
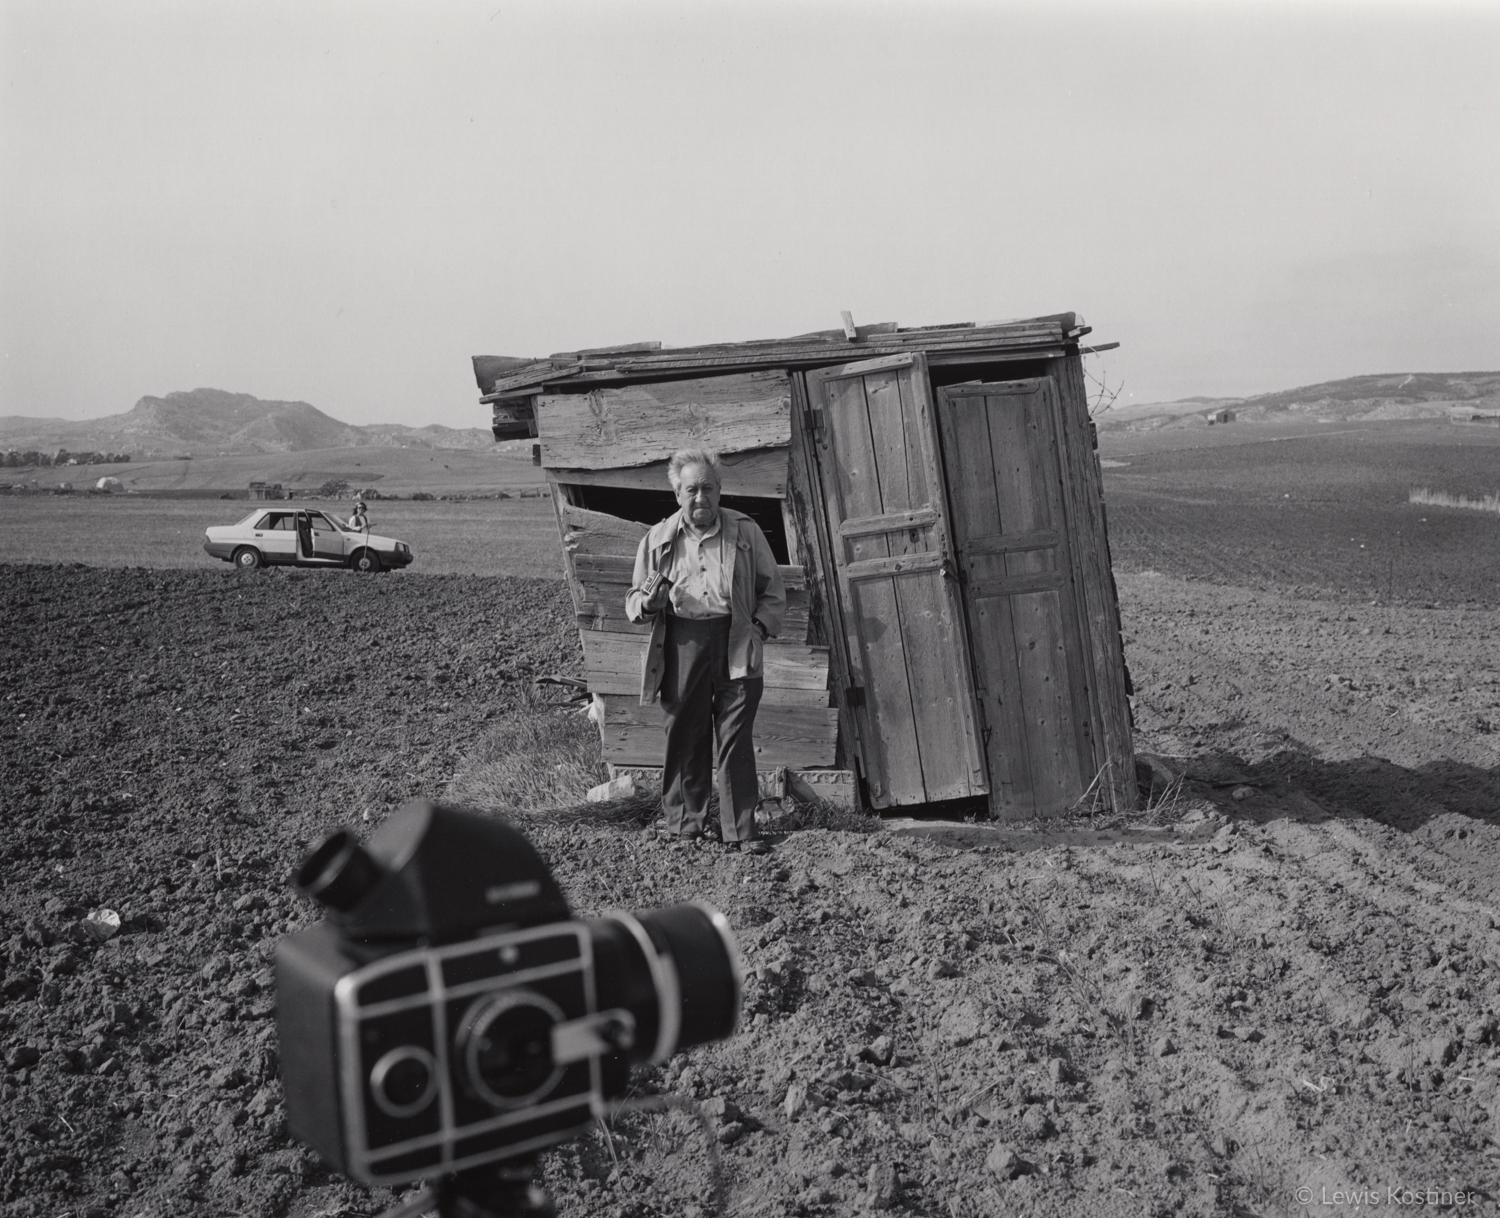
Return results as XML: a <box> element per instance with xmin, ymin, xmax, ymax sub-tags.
<box><xmin>0</xmin><ymin>388</ymin><xmax>493</xmax><ymax>456</ymax></box>
<box><xmin>1102</xmin><ymin>370</ymin><xmax>1500</xmax><ymax>431</ymax></box>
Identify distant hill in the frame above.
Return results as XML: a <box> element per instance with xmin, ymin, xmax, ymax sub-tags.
<box><xmin>1099</xmin><ymin>371</ymin><xmax>1500</xmax><ymax>433</ymax></box>
<box><xmin>0</xmin><ymin>388</ymin><xmax>494</xmax><ymax>456</ymax></box>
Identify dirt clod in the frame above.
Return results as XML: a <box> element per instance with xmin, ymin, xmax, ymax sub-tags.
<box><xmin>985</xmin><ymin>1142</ymin><xmax>1027</xmax><ymax>1180</ymax></box>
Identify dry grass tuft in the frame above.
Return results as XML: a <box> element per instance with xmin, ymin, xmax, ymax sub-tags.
<box><xmin>446</xmin><ymin>687</ymin><xmax>879</xmax><ymax>836</ymax></box>
<box><xmin>764</xmin><ymin>796</ymin><xmax>879</xmax><ymax>834</ymax></box>
<box><xmin>1409</xmin><ymin>486</ymin><xmax>1500</xmax><ymax>515</ymax></box>
<box><xmin>444</xmin><ymin>692</ymin><xmax>609</xmax><ymax>818</ymax></box>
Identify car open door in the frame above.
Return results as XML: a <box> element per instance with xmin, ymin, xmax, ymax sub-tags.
<box><xmin>307</xmin><ymin>513</ymin><xmax>346</xmax><ymax>563</ymax></box>
<box><xmin>805</xmin><ymin>353</ymin><xmax>987</xmax><ymax>807</ymax></box>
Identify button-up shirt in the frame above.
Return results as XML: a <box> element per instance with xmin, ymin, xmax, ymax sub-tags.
<box><xmin>667</xmin><ymin>513</ymin><xmax>731</xmax><ymax>618</ymax></box>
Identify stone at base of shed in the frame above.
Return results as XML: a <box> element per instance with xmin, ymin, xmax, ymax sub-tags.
<box><xmin>607</xmin><ymin>764</ymin><xmax>857</xmax><ymax>809</ymax></box>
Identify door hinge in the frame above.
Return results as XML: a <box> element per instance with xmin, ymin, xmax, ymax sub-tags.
<box><xmin>844</xmin><ymin>685</ymin><xmax>866</xmax><ymax>709</ymax></box>
<box><xmin>806</xmin><ymin>406</ymin><xmax>825</xmax><ymax>433</ymax></box>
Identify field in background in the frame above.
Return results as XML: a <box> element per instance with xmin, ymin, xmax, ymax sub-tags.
<box><xmin>0</xmin><ymin>496</ymin><xmax>563</xmax><ymax>578</ymax></box>
<box><xmin>1100</xmin><ymin>418</ymin><xmax>1500</xmax><ymax>604</ymax></box>
<box><xmin>0</xmin><ymin>442</ymin><xmax>546</xmax><ymax>498</ymax></box>
<box><xmin>6</xmin><ymin>418</ymin><xmax>1497</xmax><ymax>600</ymax></box>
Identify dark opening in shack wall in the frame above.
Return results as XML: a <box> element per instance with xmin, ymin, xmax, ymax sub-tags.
<box><xmin>926</xmin><ymin>358</ymin><xmax>1051</xmax><ymax>391</ymax></box>
<box><xmin>561</xmin><ymin>483</ymin><xmax>791</xmax><ymax>565</ymax></box>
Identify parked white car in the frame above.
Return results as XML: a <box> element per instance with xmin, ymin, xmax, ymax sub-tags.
<box><xmin>203</xmin><ymin>507</ymin><xmax>414</xmax><ymax>572</ymax></box>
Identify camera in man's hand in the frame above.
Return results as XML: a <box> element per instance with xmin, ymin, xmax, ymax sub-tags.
<box><xmin>275</xmin><ymin>800</ymin><xmax>740</xmax><ymax>1212</ymax></box>
<box><xmin>640</xmin><ymin>570</ymin><xmax>673</xmax><ymax>614</ymax></box>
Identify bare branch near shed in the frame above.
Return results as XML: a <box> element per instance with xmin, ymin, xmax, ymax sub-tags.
<box><xmin>1081</xmin><ymin>349</ymin><xmax>1123</xmax><ymax>416</ymax></box>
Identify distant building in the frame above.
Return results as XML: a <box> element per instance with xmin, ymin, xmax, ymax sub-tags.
<box><xmin>1205</xmin><ymin>408</ymin><xmax>1235</xmax><ymax>425</ymax></box>
<box><xmin>249</xmin><ymin>481</ymin><xmax>285</xmax><ymax>500</ymax></box>
<box><xmin>1449</xmin><ymin>407</ymin><xmax>1500</xmax><ymax>425</ymax></box>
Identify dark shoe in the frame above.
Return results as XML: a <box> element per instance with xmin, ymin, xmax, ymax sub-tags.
<box><xmin>677</xmin><ymin>829</ymin><xmax>703</xmax><ymax>843</ymax></box>
<box><xmin>736</xmin><ymin>838</ymin><xmax>770</xmax><ymax>855</ymax></box>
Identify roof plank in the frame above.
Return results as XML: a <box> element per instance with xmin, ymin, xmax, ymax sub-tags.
<box><xmin>476</xmin><ymin>313</ymin><xmax>1087</xmax><ymax>399</ymax></box>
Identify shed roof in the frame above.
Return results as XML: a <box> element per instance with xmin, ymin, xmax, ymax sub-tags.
<box><xmin>473</xmin><ymin>312</ymin><xmax>1101</xmax><ymax>402</ymax></box>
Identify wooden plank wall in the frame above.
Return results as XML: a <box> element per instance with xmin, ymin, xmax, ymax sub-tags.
<box><xmin>546</xmin><ymin>432</ymin><xmax>838</xmax><ymax>771</ymax></box>
<box><xmin>536</xmin><ymin>371</ymin><xmax>792</xmax><ymax>469</ymax></box>
<box><xmin>1045</xmin><ymin>354</ymin><xmax>1137</xmax><ymax>811</ymax></box>
<box><xmin>786</xmin><ymin>373</ymin><xmax>863</xmax><ymax>776</ymax></box>
<box><xmin>549</xmin><ymin>447</ymin><xmax>788</xmax><ymax>498</ymax></box>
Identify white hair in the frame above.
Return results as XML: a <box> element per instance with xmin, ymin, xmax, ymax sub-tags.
<box><xmin>666</xmin><ymin>448</ymin><xmax>722</xmax><ymax>492</ymax></box>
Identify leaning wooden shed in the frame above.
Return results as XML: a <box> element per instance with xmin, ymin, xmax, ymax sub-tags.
<box><xmin>472</xmin><ymin>313</ymin><xmax>1135</xmax><ymax>818</ymax></box>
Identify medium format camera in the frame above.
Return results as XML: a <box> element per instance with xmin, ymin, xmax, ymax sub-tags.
<box><xmin>276</xmin><ymin>800</ymin><xmax>741</xmax><ymax>1194</ymax></box>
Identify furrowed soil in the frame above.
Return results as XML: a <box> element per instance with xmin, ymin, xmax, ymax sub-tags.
<box><xmin>3</xmin><ymin>564</ymin><xmax>1499</xmax><ymax>1218</ymax></box>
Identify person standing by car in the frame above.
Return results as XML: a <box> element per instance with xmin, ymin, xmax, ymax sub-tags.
<box><xmin>626</xmin><ymin>448</ymin><xmax>785</xmax><ymax>853</ymax></box>
<box><xmin>347</xmin><ymin>500</ymin><xmax>369</xmax><ymax>531</ymax></box>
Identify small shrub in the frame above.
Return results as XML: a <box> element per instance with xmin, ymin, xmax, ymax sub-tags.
<box><xmin>410</xmin><ymin>491</ymin><xmax>434</xmax><ymax>501</ymax></box>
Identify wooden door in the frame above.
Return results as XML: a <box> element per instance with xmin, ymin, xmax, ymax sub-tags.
<box><xmin>806</xmin><ymin>354</ymin><xmax>987</xmax><ymax>807</ymax></box>
<box><xmin>936</xmin><ymin>377</ymin><xmax>1095</xmax><ymax>816</ymax></box>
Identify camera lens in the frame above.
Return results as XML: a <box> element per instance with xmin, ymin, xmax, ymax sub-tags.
<box><xmin>638</xmin><ymin>902</ymin><xmax>741</xmax><ymax>1050</ymax></box>
<box><xmin>369</xmin><ymin>1047</ymin><xmax>437</xmax><ymax>1119</ymax></box>
<box><xmin>456</xmin><ymin>990</ymin><xmax>564</xmax><ymax>1110</ymax></box>
<box><xmin>593</xmin><ymin>902</ymin><xmax>741</xmax><ymax>1065</ymax></box>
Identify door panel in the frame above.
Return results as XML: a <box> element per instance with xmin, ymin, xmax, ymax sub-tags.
<box><xmin>252</xmin><ymin>512</ymin><xmax>298</xmax><ymax>564</ymax></box>
<box><xmin>308</xmin><ymin>514</ymin><xmax>345</xmax><ymax>563</ymax></box>
<box><xmin>808</xmin><ymin>354</ymin><xmax>986</xmax><ymax>807</ymax></box>
<box><xmin>937</xmin><ymin>378</ymin><xmax>1095</xmax><ymax>816</ymax></box>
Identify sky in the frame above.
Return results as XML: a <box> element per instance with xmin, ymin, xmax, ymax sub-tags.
<box><xmin>2</xmin><ymin>0</ymin><xmax>1497</xmax><ymax>430</ymax></box>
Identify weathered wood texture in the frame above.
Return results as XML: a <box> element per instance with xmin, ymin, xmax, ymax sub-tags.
<box><xmin>537</xmin><ymin>372</ymin><xmax>791</xmax><ymax>470</ymax></box>
<box><xmin>472</xmin><ymin>355</ymin><xmax>538</xmax><ymax>393</ymax></box>
<box><xmin>546</xmin><ymin>487</ymin><xmax>833</xmax><ymax>771</ymax></box>
<box><xmin>552</xmin><ymin>498</ymin><xmax>810</xmax><ymax>640</ymax></box>
<box><xmin>481</xmin><ymin>314</ymin><xmax>1085</xmax><ymax>400</ymax></box>
<box><xmin>806</xmin><ymin>355</ymin><xmax>988</xmax><ymax>808</ymax></box>
<box><xmin>936</xmin><ymin>378</ymin><xmax>1096</xmax><ymax>818</ymax></box>
<box><xmin>787</xmin><ymin>372</ymin><xmax>860</xmax><ymax>772</ymax></box>
<box><xmin>547</xmin><ymin>447</ymin><xmax>789</xmax><ymax>498</ymax></box>
<box><xmin>1046</xmin><ymin>354</ymin><xmax>1136</xmax><ymax>811</ymax></box>
<box><xmin>580</xmin><ymin>632</ymin><xmax>829</xmax><ymax>700</ymax></box>
<box><xmin>491</xmin><ymin>396</ymin><xmax>537</xmax><ymax>441</ymax></box>
<box><xmin>597</xmin><ymin>695</ymin><xmax>838</xmax><ymax>768</ymax></box>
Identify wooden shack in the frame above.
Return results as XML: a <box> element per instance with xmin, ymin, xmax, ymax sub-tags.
<box><xmin>472</xmin><ymin>313</ymin><xmax>1135</xmax><ymax>818</ymax></box>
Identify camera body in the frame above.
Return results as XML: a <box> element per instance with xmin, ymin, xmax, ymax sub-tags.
<box><xmin>276</xmin><ymin>801</ymin><xmax>740</xmax><ymax>1189</ymax></box>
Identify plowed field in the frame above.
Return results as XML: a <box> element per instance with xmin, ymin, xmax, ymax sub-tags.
<box><xmin>2</xmin><ymin>555</ymin><xmax>1498</xmax><ymax>1218</ymax></box>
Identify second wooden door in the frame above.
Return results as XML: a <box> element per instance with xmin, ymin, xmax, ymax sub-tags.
<box><xmin>936</xmin><ymin>377</ymin><xmax>1096</xmax><ymax>816</ymax></box>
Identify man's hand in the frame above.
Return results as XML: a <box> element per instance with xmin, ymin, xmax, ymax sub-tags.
<box><xmin>641</xmin><ymin>572</ymin><xmax>672</xmax><ymax>614</ymax></box>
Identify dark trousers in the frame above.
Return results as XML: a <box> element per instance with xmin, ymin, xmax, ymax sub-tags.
<box><xmin>659</xmin><ymin>615</ymin><xmax>763</xmax><ymax>841</ymax></box>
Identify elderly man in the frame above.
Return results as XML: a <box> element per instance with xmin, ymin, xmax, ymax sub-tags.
<box><xmin>626</xmin><ymin>448</ymin><xmax>785</xmax><ymax>852</ymax></box>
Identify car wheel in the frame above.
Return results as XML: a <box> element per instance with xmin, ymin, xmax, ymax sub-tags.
<box><xmin>233</xmin><ymin>547</ymin><xmax>262</xmax><ymax>570</ymax></box>
<box><xmin>350</xmin><ymin>549</ymin><xmax>381</xmax><ymax>573</ymax></box>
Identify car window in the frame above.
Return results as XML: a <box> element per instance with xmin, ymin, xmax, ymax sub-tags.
<box><xmin>308</xmin><ymin>513</ymin><xmax>336</xmax><ymax>530</ymax></box>
<box><xmin>253</xmin><ymin>514</ymin><xmax>275</xmax><ymax>530</ymax></box>
<box><xmin>271</xmin><ymin>515</ymin><xmax>296</xmax><ymax>531</ymax></box>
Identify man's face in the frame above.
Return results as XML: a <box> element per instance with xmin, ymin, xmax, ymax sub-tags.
<box><xmin>675</xmin><ymin>463</ymin><xmax>721</xmax><ymax>530</ymax></box>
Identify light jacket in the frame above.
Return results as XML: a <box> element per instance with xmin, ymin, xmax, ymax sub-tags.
<box><xmin>626</xmin><ymin>507</ymin><xmax>786</xmax><ymax>705</ymax></box>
